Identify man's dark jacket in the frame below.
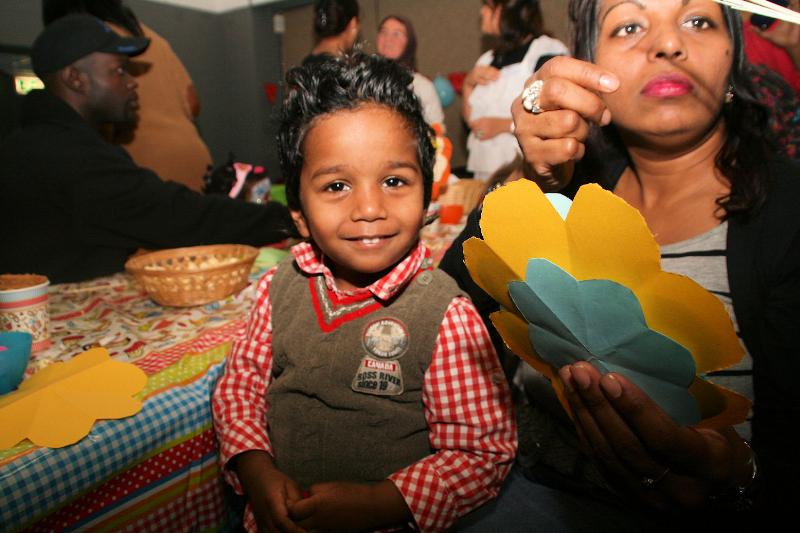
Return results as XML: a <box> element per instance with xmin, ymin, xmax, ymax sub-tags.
<box><xmin>0</xmin><ymin>90</ymin><xmax>292</xmax><ymax>283</ymax></box>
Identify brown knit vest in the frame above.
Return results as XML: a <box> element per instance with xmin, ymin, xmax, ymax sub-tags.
<box><xmin>267</xmin><ymin>257</ymin><xmax>463</xmax><ymax>487</ymax></box>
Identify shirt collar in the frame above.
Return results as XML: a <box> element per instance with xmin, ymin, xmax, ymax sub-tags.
<box><xmin>291</xmin><ymin>240</ymin><xmax>430</xmax><ymax>301</ymax></box>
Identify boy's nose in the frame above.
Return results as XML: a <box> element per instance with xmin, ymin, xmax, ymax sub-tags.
<box><xmin>351</xmin><ymin>186</ymin><xmax>387</xmax><ymax>221</ymax></box>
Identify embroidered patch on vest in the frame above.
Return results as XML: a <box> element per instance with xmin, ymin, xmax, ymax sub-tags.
<box><xmin>362</xmin><ymin>318</ymin><xmax>409</xmax><ymax>359</ymax></box>
<box><xmin>351</xmin><ymin>356</ymin><xmax>404</xmax><ymax>395</ymax></box>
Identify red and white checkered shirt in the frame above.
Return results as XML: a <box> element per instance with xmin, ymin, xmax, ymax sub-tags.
<box><xmin>212</xmin><ymin>241</ymin><xmax>517</xmax><ymax>532</ymax></box>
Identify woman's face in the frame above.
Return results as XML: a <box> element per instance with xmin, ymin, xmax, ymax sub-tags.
<box><xmin>480</xmin><ymin>2</ymin><xmax>502</xmax><ymax>35</ymax></box>
<box><xmin>377</xmin><ymin>18</ymin><xmax>409</xmax><ymax>60</ymax></box>
<box><xmin>594</xmin><ymin>0</ymin><xmax>733</xmax><ymax>146</ymax></box>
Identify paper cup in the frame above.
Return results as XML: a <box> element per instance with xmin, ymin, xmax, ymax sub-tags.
<box><xmin>0</xmin><ymin>274</ymin><xmax>51</xmax><ymax>352</ymax></box>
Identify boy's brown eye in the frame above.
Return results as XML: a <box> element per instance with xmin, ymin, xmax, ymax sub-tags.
<box><xmin>325</xmin><ymin>182</ymin><xmax>348</xmax><ymax>192</ymax></box>
<box><xmin>384</xmin><ymin>176</ymin><xmax>405</xmax><ymax>187</ymax></box>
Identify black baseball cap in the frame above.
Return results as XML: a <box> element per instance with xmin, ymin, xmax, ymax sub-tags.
<box><xmin>32</xmin><ymin>14</ymin><xmax>150</xmax><ymax>77</ymax></box>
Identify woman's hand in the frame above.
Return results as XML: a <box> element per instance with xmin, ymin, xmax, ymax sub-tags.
<box><xmin>235</xmin><ymin>450</ymin><xmax>307</xmax><ymax>533</ymax></box>
<box><xmin>462</xmin><ymin>65</ymin><xmax>502</xmax><ymax>122</ymax></box>
<box><xmin>558</xmin><ymin>362</ymin><xmax>754</xmax><ymax>511</ymax></box>
<box><xmin>511</xmin><ymin>56</ymin><xmax>619</xmax><ymax>191</ymax></box>
<box><xmin>470</xmin><ymin>117</ymin><xmax>513</xmax><ymax>140</ymax></box>
<box><xmin>289</xmin><ymin>480</ymin><xmax>411</xmax><ymax>532</ymax></box>
<box><xmin>466</xmin><ymin>65</ymin><xmax>501</xmax><ymax>88</ymax></box>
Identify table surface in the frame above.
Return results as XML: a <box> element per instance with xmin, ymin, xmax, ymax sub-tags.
<box><xmin>0</xmin><ymin>221</ymin><xmax>465</xmax><ymax>532</ymax></box>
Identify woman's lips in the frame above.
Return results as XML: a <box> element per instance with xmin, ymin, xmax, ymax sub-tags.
<box><xmin>641</xmin><ymin>74</ymin><xmax>694</xmax><ymax>98</ymax></box>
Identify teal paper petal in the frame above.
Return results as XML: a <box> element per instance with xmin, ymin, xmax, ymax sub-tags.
<box><xmin>508</xmin><ymin>259</ymin><xmax>699</xmax><ymax>425</ymax></box>
<box><xmin>545</xmin><ymin>193</ymin><xmax>573</xmax><ymax>220</ymax></box>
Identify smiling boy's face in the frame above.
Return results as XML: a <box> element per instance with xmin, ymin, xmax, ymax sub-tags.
<box><xmin>291</xmin><ymin>105</ymin><xmax>426</xmax><ymax>291</ymax></box>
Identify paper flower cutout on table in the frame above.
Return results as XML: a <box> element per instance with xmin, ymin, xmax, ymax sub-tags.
<box><xmin>463</xmin><ymin>180</ymin><xmax>749</xmax><ymax>428</ymax></box>
<box><xmin>0</xmin><ymin>348</ymin><xmax>147</xmax><ymax>449</ymax></box>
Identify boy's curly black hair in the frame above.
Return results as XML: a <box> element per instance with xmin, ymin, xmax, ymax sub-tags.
<box><xmin>278</xmin><ymin>52</ymin><xmax>435</xmax><ymax>212</ymax></box>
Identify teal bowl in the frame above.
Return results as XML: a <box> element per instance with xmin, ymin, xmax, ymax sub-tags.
<box><xmin>0</xmin><ymin>331</ymin><xmax>33</xmax><ymax>394</ymax></box>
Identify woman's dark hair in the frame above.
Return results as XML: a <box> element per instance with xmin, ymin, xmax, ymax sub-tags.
<box><xmin>378</xmin><ymin>15</ymin><xmax>418</xmax><ymax>71</ymax></box>
<box><xmin>569</xmin><ymin>0</ymin><xmax>771</xmax><ymax>219</ymax></box>
<box><xmin>486</xmin><ymin>0</ymin><xmax>544</xmax><ymax>56</ymax></box>
<box><xmin>313</xmin><ymin>0</ymin><xmax>359</xmax><ymax>39</ymax></box>
<box><xmin>43</xmin><ymin>0</ymin><xmax>143</xmax><ymax>36</ymax></box>
<box><xmin>278</xmin><ymin>53</ymin><xmax>434</xmax><ymax>211</ymax></box>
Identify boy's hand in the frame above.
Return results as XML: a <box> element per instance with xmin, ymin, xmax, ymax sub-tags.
<box><xmin>234</xmin><ymin>450</ymin><xmax>306</xmax><ymax>533</ymax></box>
<box><xmin>289</xmin><ymin>480</ymin><xmax>412</xmax><ymax>532</ymax></box>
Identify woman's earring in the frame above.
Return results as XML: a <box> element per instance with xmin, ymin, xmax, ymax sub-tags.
<box><xmin>725</xmin><ymin>85</ymin><xmax>734</xmax><ymax>104</ymax></box>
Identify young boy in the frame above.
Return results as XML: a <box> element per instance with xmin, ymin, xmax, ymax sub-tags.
<box><xmin>212</xmin><ymin>53</ymin><xmax>516</xmax><ymax>533</ymax></box>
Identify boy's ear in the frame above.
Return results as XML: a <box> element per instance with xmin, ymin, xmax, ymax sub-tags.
<box><xmin>290</xmin><ymin>209</ymin><xmax>311</xmax><ymax>239</ymax></box>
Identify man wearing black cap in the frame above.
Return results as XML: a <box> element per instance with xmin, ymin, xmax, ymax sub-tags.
<box><xmin>0</xmin><ymin>15</ymin><xmax>293</xmax><ymax>284</ymax></box>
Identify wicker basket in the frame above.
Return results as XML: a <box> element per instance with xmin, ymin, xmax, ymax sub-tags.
<box><xmin>125</xmin><ymin>244</ymin><xmax>259</xmax><ymax>307</ymax></box>
<box><xmin>438</xmin><ymin>179</ymin><xmax>488</xmax><ymax>215</ymax></box>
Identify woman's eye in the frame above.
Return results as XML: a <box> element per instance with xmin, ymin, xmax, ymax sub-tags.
<box><xmin>383</xmin><ymin>176</ymin><xmax>406</xmax><ymax>188</ymax></box>
<box><xmin>324</xmin><ymin>182</ymin><xmax>348</xmax><ymax>193</ymax></box>
<box><xmin>612</xmin><ymin>23</ymin><xmax>643</xmax><ymax>37</ymax></box>
<box><xmin>682</xmin><ymin>17</ymin><xmax>714</xmax><ymax>30</ymax></box>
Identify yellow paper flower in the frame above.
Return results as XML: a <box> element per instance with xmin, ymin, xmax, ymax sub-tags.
<box><xmin>0</xmin><ymin>348</ymin><xmax>146</xmax><ymax>448</ymax></box>
<box><xmin>464</xmin><ymin>180</ymin><xmax>749</xmax><ymax>428</ymax></box>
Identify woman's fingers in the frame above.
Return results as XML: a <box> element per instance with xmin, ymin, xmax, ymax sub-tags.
<box><xmin>560</xmin><ymin>364</ymin><xmax>710</xmax><ymax>509</ymax></box>
<box><xmin>527</xmin><ymin>109</ymin><xmax>591</xmax><ymax>141</ymax></box>
<box><xmin>566</xmin><ymin>365</ymin><xmax>665</xmax><ymax>475</ymax></box>
<box><xmin>468</xmin><ymin>65</ymin><xmax>501</xmax><ymax>87</ymax></box>
<box><xmin>514</xmin><ymin>134</ymin><xmax>584</xmax><ymax>176</ymax></box>
<box><xmin>475</xmin><ymin>65</ymin><xmax>501</xmax><ymax>84</ymax></box>
<box><xmin>521</xmin><ymin>76</ymin><xmax>612</xmax><ymax>126</ymax></box>
<box><xmin>600</xmin><ymin>371</ymin><xmax>737</xmax><ymax>483</ymax></box>
<box><xmin>515</xmin><ymin>57</ymin><xmax>618</xmax><ymax>125</ymax></box>
<box><xmin>535</xmin><ymin>56</ymin><xmax>620</xmax><ymax>97</ymax></box>
<box><xmin>510</xmin><ymin>57</ymin><xmax>619</xmax><ymax>184</ymax></box>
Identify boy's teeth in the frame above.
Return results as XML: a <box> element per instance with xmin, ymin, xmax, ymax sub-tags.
<box><xmin>361</xmin><ymin>238</ymin><xmax>380</xmax><ymax>244</ymax></box>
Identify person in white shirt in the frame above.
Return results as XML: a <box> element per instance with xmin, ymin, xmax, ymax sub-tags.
<box><xmin>462</xmin><ymin>0</ymin><xmax>567</xmax><ymax>181</ymax></box>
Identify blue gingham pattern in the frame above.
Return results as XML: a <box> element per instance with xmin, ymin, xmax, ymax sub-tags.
<box><xmin>0</xmin><ymin>363</ymin><xmax>225</xmax><ymax>530</ymax></box>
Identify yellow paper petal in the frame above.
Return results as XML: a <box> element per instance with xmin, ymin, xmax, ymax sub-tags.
<box><xmin>562</xmin><ymin>185</ymin><xmax>744</xmax><ymax>372</ymax></box>
<box><xmin>490</xmin><ymin>310</ymin><xmax>549</xmax><ymax>377</ymax></box>
<box><xmin>470</xmin><ymin>180</ymin><xmax>747</xmax><ymax>427</ymax></box>
<box><xmin>491</xmin><ymin>310</ymin><xmax>571</xmax><ymax>417</ymax></box>
<box><xmin>0</xmin><ymin>348</ymin><xmax>147</xmax><ymax>449</ymax></box>
<box><xmin>690</xmin><ymin>378</ymin><xmax>751</xmax><ymax>429</ymax></box>
<box><xmin>480</xmin><ymin>180</ymin><xmax>570</xmax><ymax>279</ymax></box>
<box><xmin>566</xmin><ymin>184</ymin><xmax>661</xmax><ymax>285</ymax></box>
<box><xmin>638</xmin><ymin>273</ymin><xmax>744</xmax><ymax>374</ymax></box>
<box><xmin>463</xmin><ymin>237</ymin><xmax>519</xmax><ymax>314</ymax></box>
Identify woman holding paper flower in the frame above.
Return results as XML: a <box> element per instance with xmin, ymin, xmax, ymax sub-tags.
<box><xmin>445</xmin><ymin>0</ymin><xmax>799</xmax><ymax>528</ymax></box>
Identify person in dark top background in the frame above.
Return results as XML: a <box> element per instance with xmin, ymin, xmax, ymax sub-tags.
<box><xmin>0</xmin><ymin>15</ymin><xmax>293</xmax><ymax>284</ymax></box>
<box><xmin>302</xmin><ymin>0</ymin><xmax>359</xmax><ymax>67</ymax></box>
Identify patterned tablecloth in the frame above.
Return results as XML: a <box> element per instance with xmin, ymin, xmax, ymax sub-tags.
<box><xmin>0</xmin><ymin>223</ymin><xmax>465</xmax><ymax>533</ymax></box>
